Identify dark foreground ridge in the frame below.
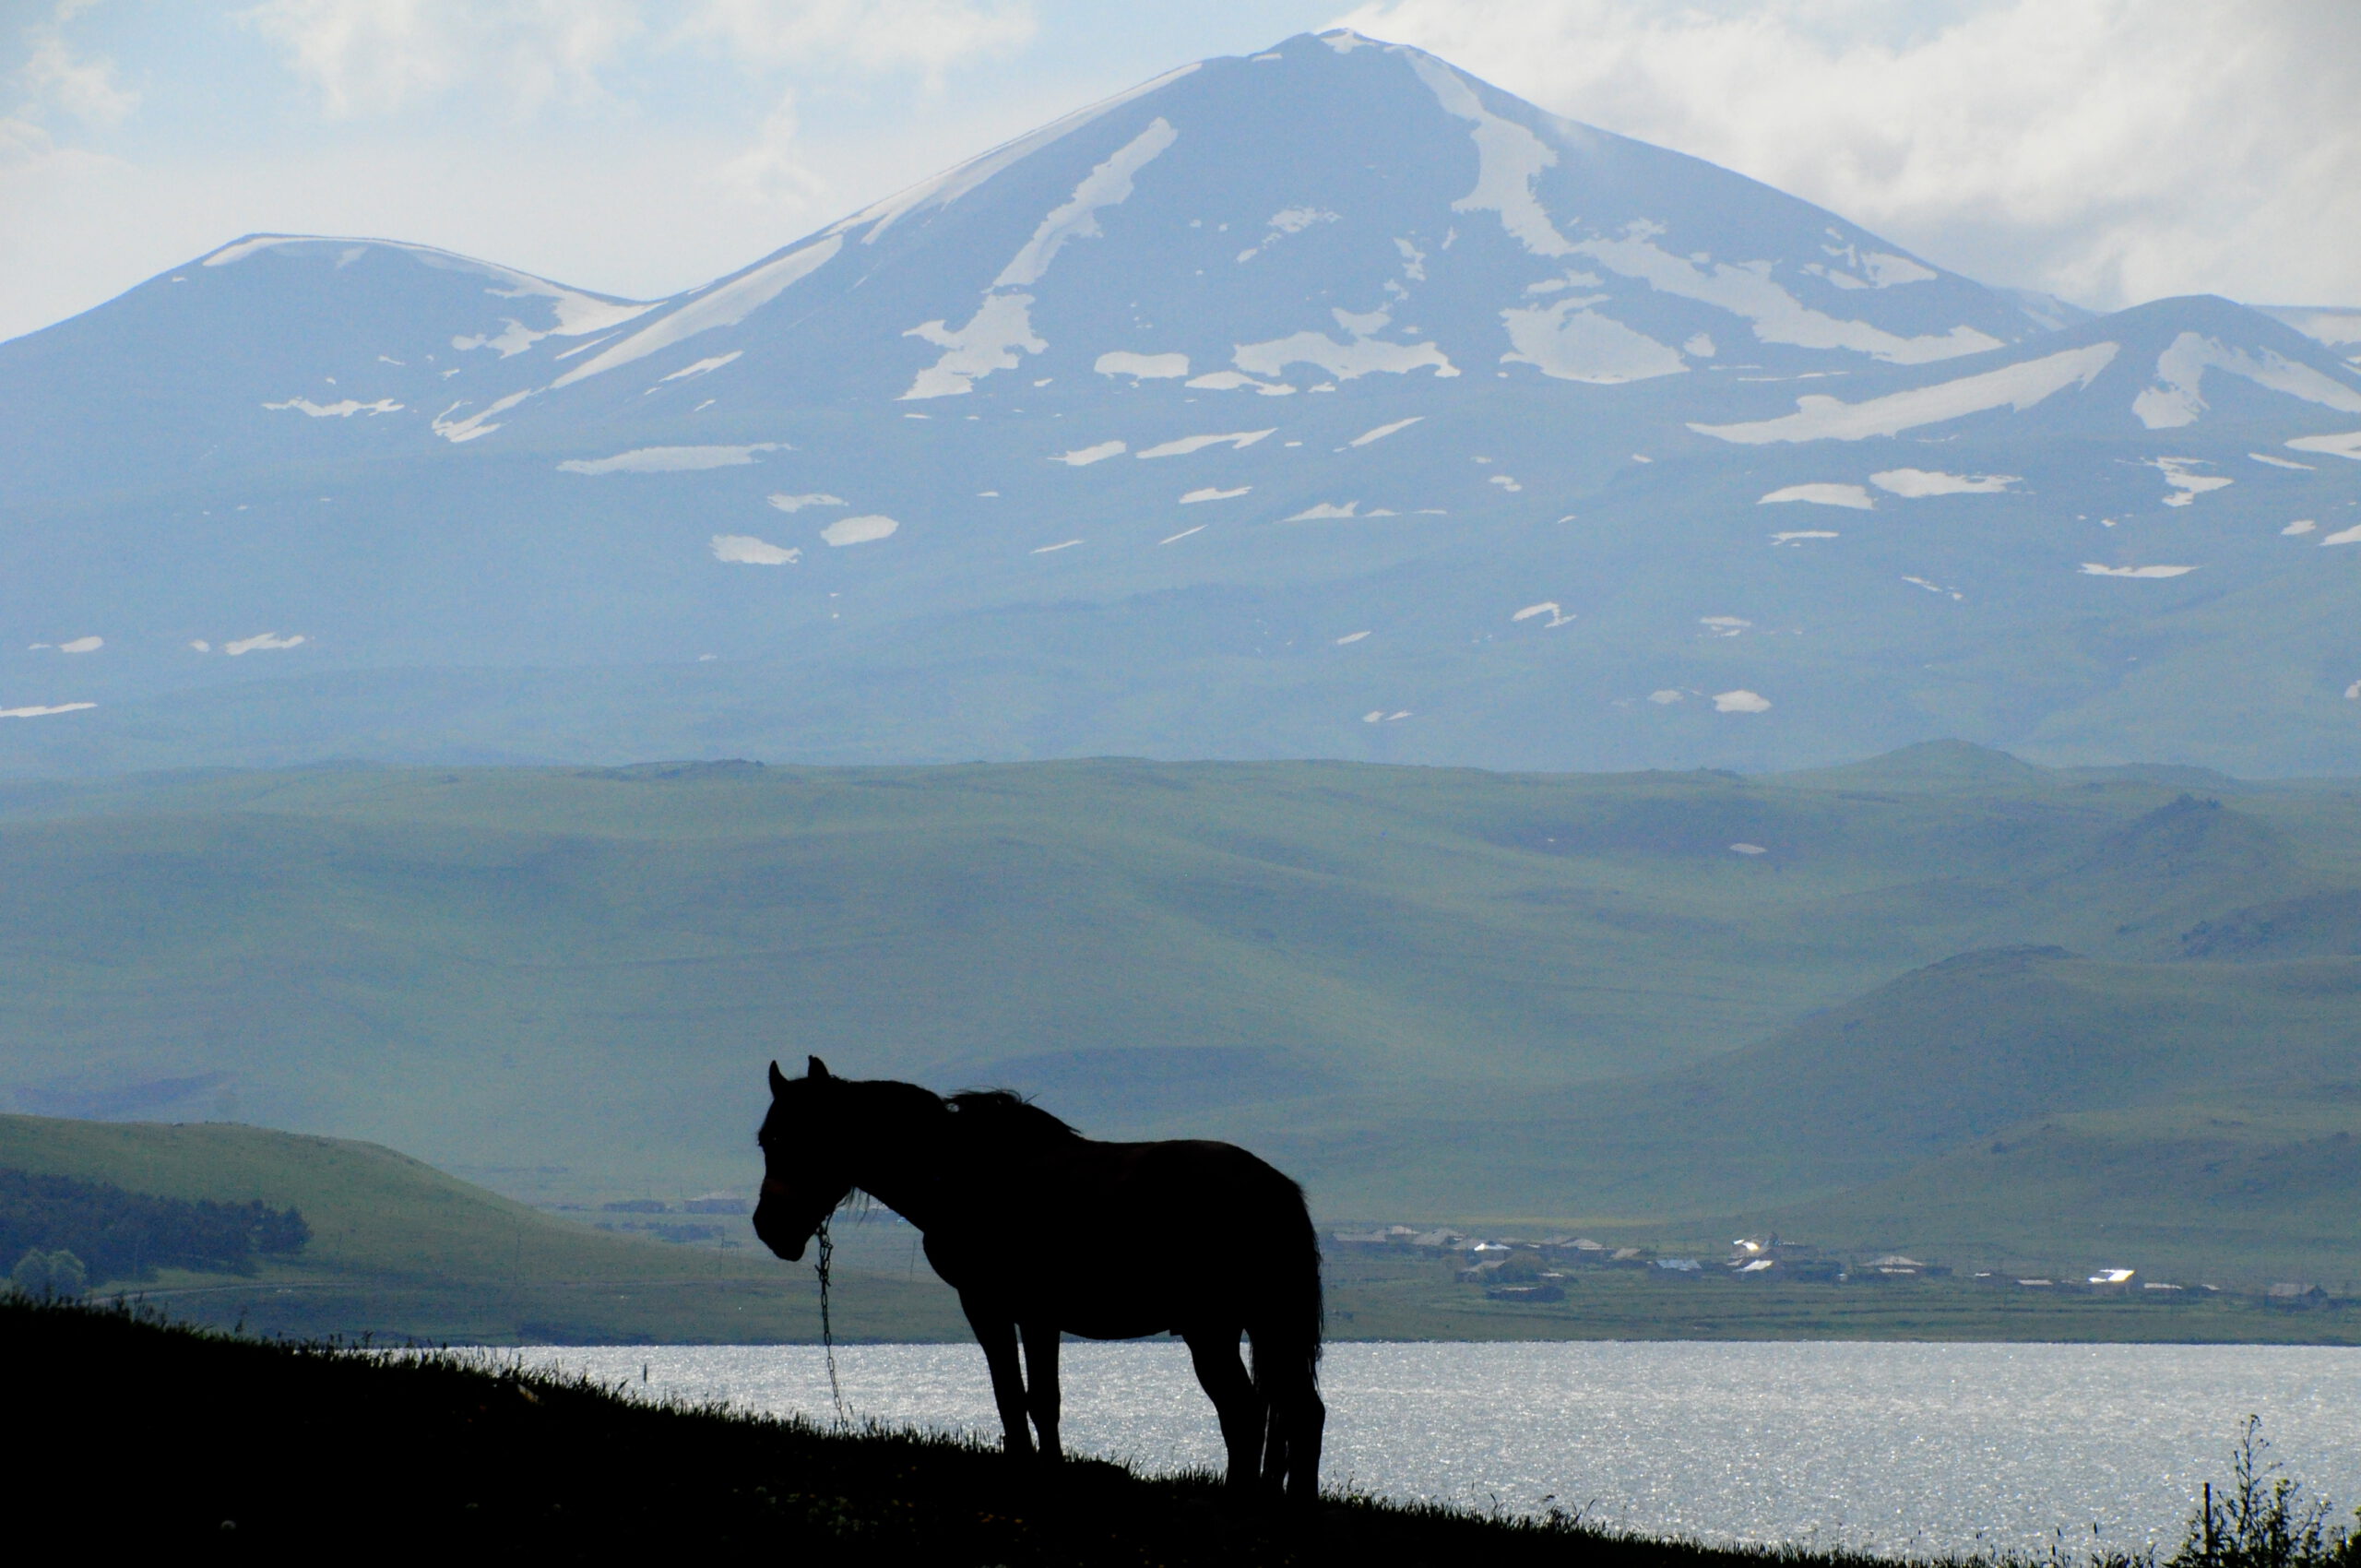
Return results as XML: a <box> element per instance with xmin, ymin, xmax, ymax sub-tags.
<box><xmin>5</xmin><ymin>1295</ymin><xmax>1857</xmax><ymax>1564</ymax></box>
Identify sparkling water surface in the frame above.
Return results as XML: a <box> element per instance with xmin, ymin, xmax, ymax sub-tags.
<box><xmin>501</xmin><ymin>1340</ymin><xmax>2361</xmax><ymax>1556</ymax></box>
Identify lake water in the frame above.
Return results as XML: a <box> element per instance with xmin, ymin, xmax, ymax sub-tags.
<box><xmin>504</xmin><ymin>1340</ymin><xmax>2361</xmax><ymax>1557</ymax></box>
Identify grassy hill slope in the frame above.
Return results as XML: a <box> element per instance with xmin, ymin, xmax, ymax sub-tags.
<box><xmin>9</xmin><ymin>1295</ymin><xmax>1833</xmax><ymax>1561</ymax></box>
<box><xmin>1</xmin><ymin>749</ymin><xmax>2358</xmax><ymax>1265</ymax></box>
<box><xmin>1757</xmin><ymin>1091</ymin><xmax>2361</xmax><ymax>1282</ymax></box>
<box><xmin>0</xmin><ymin>1114</ymin><xmax>966</xmax><ymax>1343</ymax></box>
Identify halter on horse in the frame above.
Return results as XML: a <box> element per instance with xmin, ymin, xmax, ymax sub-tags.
<box><xmin>753</xmin><ymin>1057</ymin><xmax>1325</xmax><ymax>1500</ymax></box>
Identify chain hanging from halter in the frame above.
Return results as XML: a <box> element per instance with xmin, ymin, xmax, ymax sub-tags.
<box><xmin>815</xmin><ymin>1216</ymin><xmax>848</xmax><ymax>1427</ymax></box>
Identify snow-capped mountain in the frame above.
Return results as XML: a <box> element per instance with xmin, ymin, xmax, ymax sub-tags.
<box><xmin>1</xmin><ymin>30</ymin><xmax>2356</xmax><ymax>776</ymax></box>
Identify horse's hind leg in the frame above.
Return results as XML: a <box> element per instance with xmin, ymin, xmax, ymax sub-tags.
<box><xmin>1182</xmin><ymin>1327</ymin><xmax>1264</xmax><ymax>1488</ymax></box>
<box><xmin>963</xmin><ymin>1296</ymin><xmax>1034</xmax><ymax>1459</ymax></box>
<box><xmin>1283</xmin><ymin>1381</ymin><xmax>1326</xmax><ymax>1503</ymax></box>
<box><xmin>1020</xmin><ymin>1320</ymin><xmax>1062</xmax><ymax>1461</ymax></box>
<box><xmin>1252</xmin><ymin>1329</ymin><xmax>1325</xmax><ymax>1503</ymax></box>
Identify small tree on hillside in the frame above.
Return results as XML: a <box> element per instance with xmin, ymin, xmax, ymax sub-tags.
<box><xmin>10</xmin><ymin>1248</ymin><xmax>88</xmax><ymax>1299</ymax></box>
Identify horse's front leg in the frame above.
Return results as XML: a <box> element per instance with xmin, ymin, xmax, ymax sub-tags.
<box><xmin>962</xmin><ymin>1293</ymin><xmax>1034</xmax><ymax>1459</ymax></box>
<box><xmin>1020</xmin><ymin>1321</ymin><xmax>1062</xmax><ymax>1461</ymax></box>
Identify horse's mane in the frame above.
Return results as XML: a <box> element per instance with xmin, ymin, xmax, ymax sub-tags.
<box><xmin>946</xmin><ymin>1088</ymin><xmax>1081</xmax><ymax>1143</ymax></box>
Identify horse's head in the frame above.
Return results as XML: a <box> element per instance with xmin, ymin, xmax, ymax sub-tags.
<box><xmin>753</xmin><ymin>1056</ymin><xmax>856</xmax><ymax>1262</ymax></box>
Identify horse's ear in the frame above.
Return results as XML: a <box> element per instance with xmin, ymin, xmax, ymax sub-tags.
<box><xmin>807</xmin><ymin>1055</ymin><xmax>832</xmax><ymax>1080</ymax></box>
<box><xmin>768</xmin><ymin>1060</ymin><xmax>789</xmax><ymax>1096</ymax></box>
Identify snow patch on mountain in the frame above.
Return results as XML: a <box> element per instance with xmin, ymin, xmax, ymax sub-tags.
<box><xmin>1348</xmin><ymin>417</ymin><xmax>1423</xmax><ymax>447</ymax></box>
<box><xmin>1501</xmin><ymin>297</ymin><xmax>1687</xmax><ymax>383</ymax></box>
<box><xmin>1001</xmin><ymin>118</ymin><xmax>1177</xmax><ymax>288</ymax></box>
<box><xmin>1138</xmin><ymin>429</ymin><xmax>1275</xmax><ymax>458</ymax></box>
<box><xmin>559</xmin><ymin>444</ymin><xmax>787</xmax><ymax>474</ymax></box>
<box><xmin>431</xmin><ymin>390</ymin><xmax>531</xmax><ymax>443</ymax></box>
<box><xmin>265</xmin><ymin>396</ymin><xmax>402</xmax><ymax>418</ymax></box>
<box><xmin>822</xmin><ymin>516</ymin><xmax>899</xmax><ymax>546</ymax></box>
<box><xmin>1575</xmin><ymin>224</ymin><xmax>2003</xmax><ymax>365</ymax></box>
<box><xmin>1692</xmin><ymin>343</ymin><xmax>2119</xmax><ymax>444</ymax></box>
<box><xmin>1055</xmin><ymin>441</ymin><xmax>1126</xmax><ymax>465</ymax></box>
<box><xmin>767</xmin><ymin>493</ymin><xmax>844</xmax><ymax>512</ymax></box>
<box><xmin>1405</xmin><ymin>53</ymin><xmax>1574</xmax><ymax>259</ymax></box>
<box><xmin>224</xmin><ymin>633</ymin><xmax>305</xmax><ymax>654</ymax></box>
<box><xmin>903</xmin><ymin>293</ymin><xmax>1047</xmax><ymax>400</ymax></box>
<box><xmin>1871</xmin><ymin>469</ymin><xmax>2019</xmax><ymax>496</ymax></box>
<box><xmin>1180</xmin><ymin>486</ymin><xmax>1250</xmax><ymax>503</ymax></box>
<box><xmin>2081</xmin><ymin>564</ymin><xmax>2196</xmax><ymax>578</ymax></box>
<box><xmin>711</xmin><ymin>535</ymin><xmax>800</xmax><ymax>565</ymax></box>
<box><xmin>1187</xmin><ymin>371</ymin><xmax>1295</xmax><ymax>394</ymax></box>
<box><xmin>1238</xmin><ymin>206</ymin><xmax>1339</xmax><ymax>262</ymax></box>
<box><xmin>2287</xmin><ymin>430</ymin><xmax>2361</xmax><ymax>460</ymax></box>
<box><xmin>1097</xmin><ymin>351</ymin><xmax>1189</xmax><ymax>379</ymax></box>
<box><xmin>1806</xmin><ymin>238</ymin><xmax>1940</xmax><ymax>291</ymax></box>
<box><xmin>2133</xmin><ymin>331</ymin><xmax>2361</xmax><ymax>429</ymax></box>
<box><xmin>903</xmin><ymin>119</ymin><xmax>1177</xmax><ymax>400</ymax></box>
<box><xmin>2150</xmin><ymin>457</ymin><xmax>2233</xmax><ymax>506</ymax></box>
<box><xmin>1761</xmin><ymin>483</ymin><xmax>1873</xmax><ymax>509</ymax></box>
<box><xmin>1233</xmin><ymin>308</ymin><xmax>1457</xmax><ymax>382</ymax></box>
<box><xmin>0</xmin><ymin>703</ymin><xmax>96</xmax><ymax>719</ymax></box>
<box><xmin>553</xmin><ymin>236</ymin><xmax>840</xmax><ymax>391</ymax></box>
<box><xmin>659</xmin><ymin>351</ymin><xmax>742</xmax><ymax>384</ymax></box>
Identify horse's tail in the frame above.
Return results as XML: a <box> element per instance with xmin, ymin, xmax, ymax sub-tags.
<box><xmin>1248</xmin><ymin>1172</ymin><xmax>1325</xmax><ymax>1501</ymax></box>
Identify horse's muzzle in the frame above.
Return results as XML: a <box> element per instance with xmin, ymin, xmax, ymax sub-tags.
<box><xmin>752</xmin><ymin>1181</ymin><xmax>811</xmax><ymax>1262</ymax></box>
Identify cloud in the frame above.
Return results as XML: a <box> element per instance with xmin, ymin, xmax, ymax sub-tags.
<box><xmin>240</xmin><ymin>0</ymin><xmax>1037</xmax><ymax>119</ymax></box>
<box><xmin>16</xmin><ymin>0</ymin><xmax>138</xmax><ymax>126</ymax></box>
<box><xmin>239</xmin><ymin>0</ymin><xmax>647</xmax><ymax>117</ymax></box>
<box><xmin>713</xmin><ymin>89</ymin><xmax>828</xmax><ymax>205</ymax></box>
<box><xmin>1334</xmin><ymin>0</ymin><xmax>2361</xmax><ymax>307</ymax></box>
<box><xmin>672</xmin><ymin>0</ymin><xmax>1038</xmax><ymax>80</ymax></box>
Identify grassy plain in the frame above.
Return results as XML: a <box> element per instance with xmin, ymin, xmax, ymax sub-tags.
<box><xmin>1319</xmin><ymin>1251</ymin><xmax>2361</xmax><ymax>1346</ymax></box>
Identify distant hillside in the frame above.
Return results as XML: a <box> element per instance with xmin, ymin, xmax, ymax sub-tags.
<box><xmin>1755</xmin><ymin>1091</ymin><xmax>2361</xmax><ymax>1281</ymax></box>
<box><xmin>0</xmin><ymin>749</ymin><xmax>2357</xmax><ymax>1277</ymax></box>
<box><xmin>0</xmin><ymin>1114</ymin><xmax>964</xmax><ymax>1344</ymax></box>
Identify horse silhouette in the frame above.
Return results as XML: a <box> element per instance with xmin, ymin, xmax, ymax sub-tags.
<box><xmin>753</xmin><ymin>1056</ymin><xmax>1324</xmax><ymax>1499</ymax></box>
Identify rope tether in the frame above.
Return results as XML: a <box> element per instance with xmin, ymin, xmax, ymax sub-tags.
<box><xmin>815</xmin><ymin>1217</ymin><xmax>848</xmax><ymax>1426</ymax></box>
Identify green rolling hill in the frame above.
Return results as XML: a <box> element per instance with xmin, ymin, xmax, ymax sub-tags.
<box><xmin>1</xmin><ymin>744</ymin><xmax>2357</xmax><ymax>1286</ymax></box>
<box><xmin>0</xmin><ymin>1113</ymin><xmax>964</xmax><ymax>1343</ymax></box>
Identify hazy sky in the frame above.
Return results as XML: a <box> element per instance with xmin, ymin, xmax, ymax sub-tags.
<box><xmin>5</xmin><ymin>0</ymin><xmax>2356</xmax><ymax>343</ymax></box>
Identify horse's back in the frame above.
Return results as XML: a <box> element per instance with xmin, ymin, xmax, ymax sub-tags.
<box><xmin>1061</xmin><ymin>1135</ymin><xmax>1309</xmax><ymax>1228</ymax></box>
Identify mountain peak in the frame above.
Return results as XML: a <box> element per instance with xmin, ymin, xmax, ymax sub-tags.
<box><xmin>2</xmin><ymin>33</ymin><xmax>2355</xmax><ymax>779</ymax></box>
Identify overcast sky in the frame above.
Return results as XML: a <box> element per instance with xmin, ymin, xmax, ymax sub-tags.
<box><xmin>5</xmin><ymin>0</ymin><xmax>2356</xmax><ymax>344</ymax></box>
